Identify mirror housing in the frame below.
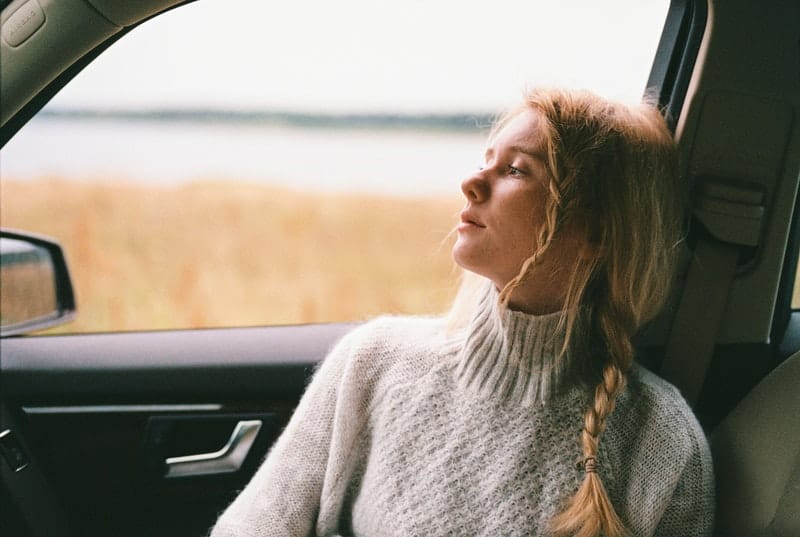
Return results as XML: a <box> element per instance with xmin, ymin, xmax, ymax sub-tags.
<box><xmin>0</xmin><ymin>228</ymin><xmax>76</xmax><ymax>336</ymax></box>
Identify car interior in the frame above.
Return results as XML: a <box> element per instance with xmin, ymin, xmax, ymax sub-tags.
<box><xmin>1</xmin><ymin>0</ymin><xmax>799</xmax><ymax>535</ymax></box>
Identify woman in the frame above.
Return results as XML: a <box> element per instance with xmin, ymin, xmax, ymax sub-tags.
<box><xmin>210</xmin><ymin>88</ymin><xmax>714</xmax><ymax>537</ymax></box>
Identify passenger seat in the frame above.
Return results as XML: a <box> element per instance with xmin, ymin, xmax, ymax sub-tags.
<box><xmin>710</xmin><ymin>351</ymin><xmax>800</xmax><ymax>536</ymax></box>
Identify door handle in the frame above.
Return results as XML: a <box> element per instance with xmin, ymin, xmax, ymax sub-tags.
<box><xmin>164</xmin><ymin>419</ymin><xmax>262</xmax><ymax>478</ymax></box>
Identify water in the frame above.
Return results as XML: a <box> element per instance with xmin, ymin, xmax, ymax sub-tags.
<box><xmin>1</xmin><ymin>116</ymin><xmax>489</xmax><ymax>197</ymax></box>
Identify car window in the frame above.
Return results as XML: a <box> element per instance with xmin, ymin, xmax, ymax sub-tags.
<box><xmin>793</xmin><ymin>260</ymin><xmax>800</xmax><ymax>309</ymax></box>
<box><xmin>0</xmin><ymin>0</ymin><xmax>670</xmax><ymax>333</ymax></box>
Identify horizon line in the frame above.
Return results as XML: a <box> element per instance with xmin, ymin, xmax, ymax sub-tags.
<box><xmin>39</xmin><ymin>108</ymin><xmax>497</xmax><ymax>131</ymax></box>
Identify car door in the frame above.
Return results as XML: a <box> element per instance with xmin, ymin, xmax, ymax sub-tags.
<box><xmin>2</xmin><ymin>0</ymin><xmax>799</xmax><ymax>536</ymax></box>
<box><xmin>2</xmin><ymin>322</ymin><xmax>352</xmax><ymax>536</ymax></box>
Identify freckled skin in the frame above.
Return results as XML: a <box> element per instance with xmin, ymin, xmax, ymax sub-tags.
<box><xmin>452</xmin><ymin>110</ymin><xmax>586</xmax><ymax>315</ymax></box>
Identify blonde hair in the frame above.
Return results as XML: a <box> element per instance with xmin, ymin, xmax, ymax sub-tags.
<box><xmin>450</xmin><ymin>88</ymin><xmax>683</xmax><ymax>536</ymax></box>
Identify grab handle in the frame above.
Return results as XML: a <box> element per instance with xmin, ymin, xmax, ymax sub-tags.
<box><xmin>164</xmin><ymin>420</ymin><xmax>262</xmax><ymax>478</ymax></box>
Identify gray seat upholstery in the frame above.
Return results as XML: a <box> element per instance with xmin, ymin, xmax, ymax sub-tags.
<box><xmin>710</xmin><ymin>351</ymin><xmax>800</xmax><ymax>536</ymax></box>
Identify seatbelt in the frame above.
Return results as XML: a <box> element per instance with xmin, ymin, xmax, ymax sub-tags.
<box><xmin>660</xmin><ymin>179</ymin><xmax>766</xmax><ymax>406</ymax></box>
<box><xmin>660</xmin><ymin>238</ymin><xmax>738</xmax><ymax>404</ymax></box>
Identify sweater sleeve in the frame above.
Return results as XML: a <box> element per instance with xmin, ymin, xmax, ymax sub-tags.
<box><xmin>209</xmin><ymin>326</ymin><xmax>364</xmax><ymax>537</ymax></box>
<box><xmin>614</xmin><ymin>368</ymin><xmax>716</xmax><ymax>537</ymax></box>
<box><xmin>652</xmin><ymin>427</ymin><xmax>715</xmax><ymax>537</ymax></box>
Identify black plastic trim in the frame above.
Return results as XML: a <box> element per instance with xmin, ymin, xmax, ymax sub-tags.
<box><xmin>646</xmin><ymin>0</ymin><xmax>708</xmax><ymax>130</ymax></box>
<box><xmin>778</xmin><ymin>311</ymin><xmax>800</xmax><ymax>357</ymax></box>
<box><xmin>773</xmin><ymin>182</ymin><xmax>800</xmax><ymax>352</ymax></box>
<box><xmin>0</xmin><ymin>323</ymin><xmax>355</xmax><ymax>402</ymax></box>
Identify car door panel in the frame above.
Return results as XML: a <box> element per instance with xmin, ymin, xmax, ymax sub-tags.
<box><xmin>2</xmin><ymin>324</ymin><xmax>353</xmax><ymax>400</ymax></box>
<box><xmin>0</xmin><ymin>322</ymin><xmax>354</xmax><ymax>537</ymax></box>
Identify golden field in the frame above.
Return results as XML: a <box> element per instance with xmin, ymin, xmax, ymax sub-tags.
<box><xmin>7</xmin><ymin>176</ymin><xmax>800</xmax><ymax>334</ymax></box>
<box><xmin>1</xmin><ymin>177</ymin><xmax>464</xmax><ymax>333</ymax></box>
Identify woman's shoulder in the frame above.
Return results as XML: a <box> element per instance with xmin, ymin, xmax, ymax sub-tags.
<box><xmin>618</xmin><ymin>364</ymin><xmax>710</xmax><ymax>458</ymax></box>
<box><xmin>626</xmin><ymin>364</ymin><xmax>696</xmax><ymax>417</ymax></box>
<box><xmin>324</xmin><ymin>314</ymin><xmax>449</xmax><ymax>382</ymax></box>
<box><xmin>619</xmin><ymin>365</ymin><xmax>710</xmax><ymax>458</ymax></box>
<box><xmin>337</xmin><ymin>314</ymin><xmax>448</xmax><ymax>354</ymax></box>
<box><xmin>610</xmin><ymin>365</ymin><xmax>715</xmax><ymax>533</ymax></box>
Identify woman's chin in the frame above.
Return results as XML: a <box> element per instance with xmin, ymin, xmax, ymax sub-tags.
<box><xmin>452</xmin><ymin>244</ymin><xmax>484</xmax><ymax>277</ymax></box>
<box><xmin>451</xmin><ymin>242</ymin><xmax>471</xmax><ymax>269</ymax></box>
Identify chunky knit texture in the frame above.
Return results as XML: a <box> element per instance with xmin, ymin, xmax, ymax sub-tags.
<box><xmin>210</xmin><ymin>287</ymin><xmax>714</xmax><ymax>536</ymax></box>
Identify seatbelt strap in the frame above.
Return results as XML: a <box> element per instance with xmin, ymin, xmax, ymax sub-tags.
<box><xmin>660</xmin><ymin>237</ymin><xmax>738</xmax><ymax>405</ymax></box>
<box><xmin>659</xmin><ymin>179</ymin><xmax>765</xmax><ymax>406</ymax></box>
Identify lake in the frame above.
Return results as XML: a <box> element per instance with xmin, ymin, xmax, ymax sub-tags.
<box><xmin>1</xmin><ymin>115</ymin><xmax>489</xmax><ymax>197</ymax></box>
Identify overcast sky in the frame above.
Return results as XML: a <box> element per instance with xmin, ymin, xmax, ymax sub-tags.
<box><xmin>48</xmin><ymin>0</ymin><xmax>670</xmax><ymax>114</ymax></box>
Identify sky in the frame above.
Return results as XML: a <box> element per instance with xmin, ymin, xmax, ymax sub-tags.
<box><xmin>47</xmin><ymin>0</ymin><xmax>671</xmax><ymax>114</ymax></box>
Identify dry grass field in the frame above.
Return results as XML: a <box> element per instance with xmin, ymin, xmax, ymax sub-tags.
<box><xmin>1</xmin><ymin>178</ymin><xmax>464</xmax><ymax>333</ymax></box>
<box><xmin>8</xmin><ymin>177</ymin><xmax>798</xmax><ymax>334</ymax></box>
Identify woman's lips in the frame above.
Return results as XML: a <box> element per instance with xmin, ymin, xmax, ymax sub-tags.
<box><xmin>459</xmin><ymin>211</ymin><xmax>486</xmax><ymax>230</ymax></box>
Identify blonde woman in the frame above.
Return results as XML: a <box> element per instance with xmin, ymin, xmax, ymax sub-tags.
<box><xmin>211</xmin><ymin>88</ymin><xmax>714</xmax><ymax>537</ymax></box>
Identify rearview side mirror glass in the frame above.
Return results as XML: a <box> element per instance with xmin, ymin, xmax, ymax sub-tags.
<box><xmin>0</xmin><ymin>229</ymin><xmax>76</xmax><ymax>336</ymax></box>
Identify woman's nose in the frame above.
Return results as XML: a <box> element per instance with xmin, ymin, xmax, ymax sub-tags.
<box><xmin>461</xmin><ymin>170</ymin><xmax>489</xmax><ymax>203</ymax></box>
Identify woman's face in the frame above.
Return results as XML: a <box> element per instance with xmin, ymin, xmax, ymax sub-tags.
<box><xmin>452</xmin><ymin>109</ymin><xmax>586</xmax><ymax>313</ymax></box>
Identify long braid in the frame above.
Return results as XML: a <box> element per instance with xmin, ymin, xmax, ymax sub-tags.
<box><xmin>551</xmin><ymin>299</ymin><xmax>635</xmax><ymax>537</ymax></box>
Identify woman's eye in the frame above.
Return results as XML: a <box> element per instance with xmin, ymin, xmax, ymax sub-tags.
<box><xmin>508</xmin><ymin>165</ymin><xmax>525</xmax><ymax>176</ymax></box>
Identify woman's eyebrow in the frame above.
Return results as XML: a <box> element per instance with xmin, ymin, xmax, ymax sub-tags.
<box><xmin>510</xmin><ymin>145</ymin><xmax>545</xmax><ymax>161</ymax></box>
<box><xmin>484</xmin><ymin>145</ymin><xmax>545</xmax><ymax>164</ymax></box>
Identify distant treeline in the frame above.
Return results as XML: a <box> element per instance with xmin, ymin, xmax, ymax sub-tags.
<box><xmin>39</xmin><ymin>108</ymin><xmax>495</xmax><ymax>131</ymax></box>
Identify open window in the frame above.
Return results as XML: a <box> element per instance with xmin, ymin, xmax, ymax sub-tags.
<box><xmin>0</xmin><ymin>0</ymin><xmax>671</xmax><ymax>334</ymax></box>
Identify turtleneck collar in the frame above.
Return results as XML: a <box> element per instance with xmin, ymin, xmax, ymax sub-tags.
<box><xmin>452</xmin><ymin>282</ymin><xmax>587</xmax><ymax>406</ymax></box>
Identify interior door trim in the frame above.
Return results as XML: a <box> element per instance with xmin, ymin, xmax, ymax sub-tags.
<box><xmin>23</xmin><ymin>404</ymin><xmax>223</xmax><ymax>414</ymax></box>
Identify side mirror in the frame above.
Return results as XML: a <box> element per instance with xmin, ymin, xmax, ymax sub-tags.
<box><xmin>0</xmin><ymin>229</ymin><xmax>76</xmax><ymax>337</ymax></box>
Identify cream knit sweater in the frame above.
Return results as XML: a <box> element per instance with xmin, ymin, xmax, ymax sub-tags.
<box><xmin>210</xmin><ymin>287</ymin><xmax>714</xmax><ymax>536</ymax></box>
